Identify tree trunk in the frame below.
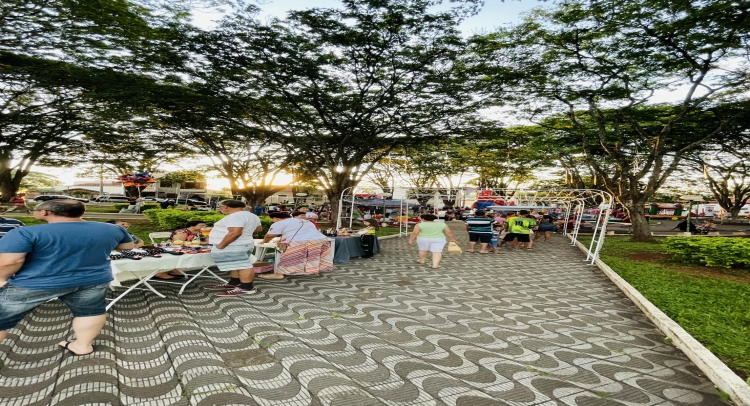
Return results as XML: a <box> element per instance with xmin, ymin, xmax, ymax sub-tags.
<box><xmin>0</xmin><ymin>181</ymin><xmax>16</xmax><ymax>203</ymax></box>
<box><xmin>236</xmin><ymin>185</ymin><xmax>287</xmax><ymax>209</ymax></box>
<box><xmin>0</xmin><ymin>159</ymin><xmax>27</xmax><ymax>202</ymax></box>
<box><xmin>325</xmin><ymin>175</ymin><xmax>358</xmax><ymax>228</ymax></box>
<box><xmin>623</xmin><ymin>202</ymin><xmax>654</xmax><ymax>242</ymax></box>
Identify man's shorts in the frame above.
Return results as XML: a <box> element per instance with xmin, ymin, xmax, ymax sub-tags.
<box><xmin>468</xmin><ymin>232</ymin><xmax>492</xmax><ymax>243</ymax></box>
<box><xmin>0</xmin><ymin>283</ymin><xmax>109</xmax><ymax>331</ymax></box>
<box><xmin>504</xmin><ymin>233</ymin><xmax>530</xmax><ymax>243</ymax></box>
<box><xmin>210</xmin><ymin>244</ymin><xmax>254</xmax><ymax>272</ymax></box>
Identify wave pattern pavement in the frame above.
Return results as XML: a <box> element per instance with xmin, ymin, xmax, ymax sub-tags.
<box><xmin>0</xmin><ymin>229</ymin><xmax>726</xmax><ymax>405</ymax></box>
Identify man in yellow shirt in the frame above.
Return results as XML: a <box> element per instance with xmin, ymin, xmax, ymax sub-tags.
<box><xmin>503</xmin><ymin>210</ymin><xmax>537</xmax><ymax>250</ymax></box>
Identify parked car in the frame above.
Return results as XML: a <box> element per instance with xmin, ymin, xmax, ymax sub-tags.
<box><xmin>93</xmin><ymin>195</ymin><xmax>130</xmax><ymax>203</ymax></box>
<box><xmin>174</xmin><ymin>198</ymin><xmax>208</xmax><ymax>206</ymax></box>
<box><xmin>33</xmin><ymin>195</ymin><xmax>90</xmax><ymax>203</ymax></box>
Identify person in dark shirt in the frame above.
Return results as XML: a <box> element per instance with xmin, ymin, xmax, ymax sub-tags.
<box><xmin>465</xmin><ymin>210</ymin><xmax>495</xmax><ymax>253</ymax></box>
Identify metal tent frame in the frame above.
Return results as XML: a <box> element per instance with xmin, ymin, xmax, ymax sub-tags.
<box><xmin>459</xmin><ymin>188</ymin><xmax>614</xmax><ymax>264</ymax></box>
<box><xmin>336</xmin><ymin>187</ymin><xmax>614</xmax><ymax>264</ymax></box>
<box><xmin>337</xmin><ymin>187</ymin><xmax>466</xmax><ymax>236</ymax></box>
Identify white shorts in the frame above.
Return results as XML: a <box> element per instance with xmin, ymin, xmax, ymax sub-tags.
<box><xmin>417</xmin><ymin>238</ymin><xmax>447</xmax><ymax>253</ymax></box>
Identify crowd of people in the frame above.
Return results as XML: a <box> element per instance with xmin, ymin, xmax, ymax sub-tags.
<box><xmin>462</xmin><ymin>209</ymin><xmax>560</xmax><ymax>253</ymax></box>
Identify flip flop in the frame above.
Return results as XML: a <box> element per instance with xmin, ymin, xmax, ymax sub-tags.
<box><xmin>258</xmin><ymin>273</ymin><xmax>285</xmax><ymax>280</ymax></box>
<box><xmin>58</xmin><ymin>340</ymin><xmax>93</xmax><ymax>356</ymax></box>
<box><xmin>478</xmin><ymin>251</ymin><xmax>491</xmax><ymax>254</ymax></box>
<box><xmin>430</xmin><ymin>266</ymin><xmax>441</xmax><ymax>269</ymax></box>
<box><xmin>153</xmin><ymin>274</ymin><xmax>184</xmax><ymax>280</ymax></box>
<box><xmin>415</xmin><ymin>261</ymin><xmax>426</xmax><ymax>264</ymax></box>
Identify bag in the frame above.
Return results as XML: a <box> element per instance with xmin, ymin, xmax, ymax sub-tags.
<box><xmin>277</xmin><ymin>241</ymin><xmax>290</xmax><ymax>252</ymax></box>
<box><xmin>276</xmin><ymin>221</ymin><xmax>304</xmax><ymax>253</ymax></box>
<box><xmin>447</xmin><ymin>241</ymin><xmax>463</xmax><ymax>254</ymax></box>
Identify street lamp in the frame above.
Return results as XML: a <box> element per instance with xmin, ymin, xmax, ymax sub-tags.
<box><xmin>680</xmin><ymin>195</ymin><xmax>704</xmax><ymax>236</ymax></box>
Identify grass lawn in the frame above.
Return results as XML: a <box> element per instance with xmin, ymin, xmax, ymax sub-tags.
<box><xmin>586</xmin><ymin>236</ymin><xmax>750</xmax><ymax>381</ymax></box>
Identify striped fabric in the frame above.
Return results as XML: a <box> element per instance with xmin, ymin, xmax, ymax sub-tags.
<box><xmin>465</xmin><ymin>217</ymin><xmax>494</xmax><ymax>233</ymax></box>
<box><xmin>276</xmin><ymin>239</ymin><xmax>334</xmax><ymax>275</ymax></box>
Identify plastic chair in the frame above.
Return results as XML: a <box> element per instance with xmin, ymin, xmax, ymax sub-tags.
<box><xmin>149</xmin><ymin>232</ymin><xmax>172</xmax><ymax>244</ymax></box>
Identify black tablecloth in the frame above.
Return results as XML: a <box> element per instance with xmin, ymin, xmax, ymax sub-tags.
<box><xmin>332</xmin><ymin>235</ymin><xmax>380</xmax><ymax>264</ymax></box>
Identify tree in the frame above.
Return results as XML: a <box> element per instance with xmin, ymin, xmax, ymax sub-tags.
<box><xmin>159</xmin><ymin>170</ymin><xmax>206</xmax><ymax>186</ymax></box>
<box><xmin>189</xmin><ymin>0</ymin><xmax>483</xmax><ymax>215</ymax></box>
<box><xmin>17</xmin><ymin>171</ymin><xmax>62</xmax><ymax>191</ymax></box>
<box><xmin>0</xmin><ymin>58</ymin><xmax>88</xmax><ymax>201</ymax></box>
<box><xmin>0</xmin><ymin>0</ymin><xmax>185</xmax><ymax>201</ymax></box>
<box><xmin>471</xmin><ymin>0</ymin><xmax>750</xmax><ymax>240</ymax></box>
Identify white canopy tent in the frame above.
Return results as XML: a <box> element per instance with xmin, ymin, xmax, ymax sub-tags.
<box><xmin>336</xmin><ymin>187</ymin><xmax>614</xmax><ymax>263</ymax></box>
<box><xmin>337</xmin><ymin>186</ymin><xmax>465</xmax><ymax>236</ymax></box>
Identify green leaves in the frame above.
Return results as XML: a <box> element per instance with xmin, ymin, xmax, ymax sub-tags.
<box><xmin>595</xmin><ymin>236</ymin><xmax>750</xmax><ymax>378</ymax></box>
<box><xmin>664</xmin><ymin>236</ymin><xmax>750</xmax><ymax>270</ymax></box>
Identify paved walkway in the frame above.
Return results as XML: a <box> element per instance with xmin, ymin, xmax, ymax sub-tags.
<box><xmin>0</xmin><ymin>224</ymin><xmax>726</xmax><ymax>406</ymax></box>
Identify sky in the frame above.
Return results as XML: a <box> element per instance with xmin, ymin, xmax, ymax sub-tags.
<box><xmin>247</xmin><ymin>0</ymin><xmax>545</xmax><ymax>33</ymax></box>
<box><xmin>41</xmin><ymin>0</ymin><xmax>547</xmax><ymax>188</ymax></box>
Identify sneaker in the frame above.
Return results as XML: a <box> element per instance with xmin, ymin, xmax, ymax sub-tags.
<box><xmin>204</xmin><ymin>284</ymin><xmax>236</xmax><ymax>291</ymax></box>
<box><xmin>215</xmin><ymin>287</ymin><xmax>257</xmax><ymax>296</ymax></box>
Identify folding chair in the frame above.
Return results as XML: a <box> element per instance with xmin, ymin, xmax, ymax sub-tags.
<box><xmin>149</xmin><ymin>232</ymin><xmax>173</xmax><ymax>244</ymax></box>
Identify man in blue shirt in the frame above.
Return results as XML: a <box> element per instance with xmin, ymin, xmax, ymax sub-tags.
<box><xmin>0</xmin><ymin>200</ymin><xmax>134</xmax><ymax>356</ymax></box>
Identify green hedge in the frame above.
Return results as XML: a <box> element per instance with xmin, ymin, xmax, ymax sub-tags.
<box><xmin>142</xmin><ymin>209</ymin><xmax>273</xmax><ymax>235</ymax></box>
<box><xmin>663</xmin><ymin>236</ymin><xmax>750</xmax><ymax>270</ymax></box>
<box><xmin>113</xmin><ymin>203</ymin><xmax>160</xmax><ymax>211</ymax></box>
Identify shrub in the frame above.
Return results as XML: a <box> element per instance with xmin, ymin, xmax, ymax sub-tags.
<box><xmin>142</xmin><ymin>209</ymin><xmax>224</xmax><ymax>230</ymax></box>
<box><xmin>143</xmin><ymin>209</ymin><xmax>273</xmax><ymax>236</ymax></box>
<box><xmin>663</xmin><ymin>236</ymin><xmax>750</xmax><ymax>270</ymax></box>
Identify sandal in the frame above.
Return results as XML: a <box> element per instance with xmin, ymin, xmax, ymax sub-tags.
<box><xmin>258</xmin><ymin>273</ymin><xmax>285</xmax><ymax>280</ymax></box>
<box><xmin>415</xmin><ymin>261</ymin><xmax>426</xmax><ymax>264</ymax></box>
<box><xmin>58</xmin><ymin>340</ymin><xmax>93</xmax><ymax>356</ymax></box>
<box><xmin>152</xmin><ymin>273</ymin><xmax>183</xmax><ymax>280</ymax></box>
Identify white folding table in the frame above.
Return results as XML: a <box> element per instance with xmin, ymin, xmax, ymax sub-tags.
<box><xmin>107</xmin><ymin>252</ymin><xmax>225</xmax><ymax>309</ymax></box>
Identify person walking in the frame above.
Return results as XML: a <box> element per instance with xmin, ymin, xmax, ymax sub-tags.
<box><xmin>408</xmin><ymin>213</ymin><xmax>457</xmax><ymax>269</ymax></box>
<box><xmin>203</xmin><ymin>200</ymin><xmax>262</xmax><ymax>296</ymax></box>
<box><xmin>504</xmin><ymin>210</ymin><xmax>537</xmax><ymax>250</ymax></box>
<box><xmin>7</xmin><ymin>194</ymin><xmax>31</xmax><ymax>214</ymax></box>
<box><xmin>0</xmin><ymin>199</ymin><xmax>134</xmax><ymax>355</ymax></box>
<box><xmin>533</xmin><ymin>214</ymin><xmax>556</xmax><ymax>242</ymax></box>
<box><xmin>465</xmin><ymin>210</ymin><xmax>494</xmax><ymax>253</ymax></box>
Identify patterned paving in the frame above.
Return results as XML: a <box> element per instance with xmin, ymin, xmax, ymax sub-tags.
<box><xmin>0</xmin><ymin>224</ymin><xmax>727</xmax><ymax>406</ymax></box>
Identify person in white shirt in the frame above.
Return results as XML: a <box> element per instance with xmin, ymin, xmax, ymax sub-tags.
<box><xmin>259</xmin><ymin>212</ymin><xmax>333</xmax><ymax>280</ymax></box>
<box><xmin>297</xmin><ymin>206</ymin><xmax>319</xmax><ymax>220</ymax></box>
<box><xmin>204</xmin><ymin>200</ymin><xmax>262</xmax><ymax>296</ymax></box>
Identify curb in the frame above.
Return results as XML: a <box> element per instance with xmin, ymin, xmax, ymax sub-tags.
<box><xmin>570</xmin><ymin>237</ymin><xmax>750</xmax><ymax>406</ymax></box>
